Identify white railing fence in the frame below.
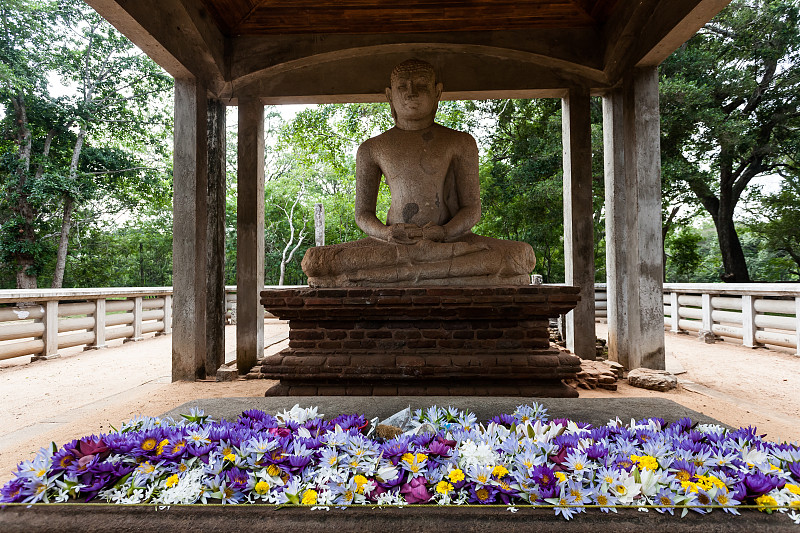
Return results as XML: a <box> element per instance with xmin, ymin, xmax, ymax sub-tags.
<box><xmin>596</xmin><ymin>283</ymin><xmax>800</xmax><ymax>355</ymax></box>
<box><xmin>0</xmin><ymin>286</ymin><xmax>267</xmax><ymax>362</ymax></box>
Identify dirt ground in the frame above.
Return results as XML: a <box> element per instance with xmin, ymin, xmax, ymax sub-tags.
<box><xmin>0</xmin><ymin>321</ymin><xmax>798</xmax><ymax>485</ymax></box>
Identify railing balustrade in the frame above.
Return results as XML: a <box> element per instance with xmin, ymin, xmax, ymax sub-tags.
<box><xmin>596</xmin><ymin>283</ymin><xmax>800</xmax><ymax>355</ymax></box>
<box><xmin>3</xmin><ymin>283</ymin><xmax>797</xmax><ymax>362</ymax></box>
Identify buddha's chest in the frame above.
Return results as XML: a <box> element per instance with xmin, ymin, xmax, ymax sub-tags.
<box><xmin>374</xmin><ymin>134</ymin><xmax>455</xmax><ymax>184</ymax></box>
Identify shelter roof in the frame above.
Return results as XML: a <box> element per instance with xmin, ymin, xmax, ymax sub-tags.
<box><xmin>86</xmin><ymin>0</ymin><xmax>731</xmax><ymax>103</ymax></box>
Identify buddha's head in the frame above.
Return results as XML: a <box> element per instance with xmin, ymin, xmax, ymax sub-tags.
<box><xmin>385</xmin><ymin>59</ymin><xmax>443</xmax><ymax>129</ymax></box>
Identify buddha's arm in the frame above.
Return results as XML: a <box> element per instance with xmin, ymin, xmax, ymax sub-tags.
<box><xmin>442</xmin><ymin>134</ymin><xmax>481</xmax><ymax>241</ymax></box>
<box><xmin>354</xmin><ymin>141</ymin><xmax>390</xmax><ymax>241</ymax></box>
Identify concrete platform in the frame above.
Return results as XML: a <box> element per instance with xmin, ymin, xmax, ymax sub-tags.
<box><xmin>1</xmin><ymin>503</ymin><xmax>795</xmax><ymax>533</ymax></box>
<box><xmin>161</xmin><ymin>396</ymin><xmax>733</xmax><ymax>428</ymax></box>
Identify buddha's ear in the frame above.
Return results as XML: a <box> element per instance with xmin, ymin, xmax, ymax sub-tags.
<box><xmin>385</xmin><ymin>87</ymin><xmax>392</xmax><ymax>103</ymax></box>
<box><xmin>435</xmin><ymin>82</ymin><xmax>443</xmax><ymax>100</ymax></box>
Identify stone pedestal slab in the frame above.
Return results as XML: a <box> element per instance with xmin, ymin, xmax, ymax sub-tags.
<box><xmin>259</xmin><ymin>285</ymin><xmax>582</xmax><ymax>397</ymax></box>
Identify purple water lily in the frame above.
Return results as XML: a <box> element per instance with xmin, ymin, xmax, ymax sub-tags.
<box><xmin>400</xmin><ymin>476</ymin><xmax>431</xmax><ymax>503</ymax></box>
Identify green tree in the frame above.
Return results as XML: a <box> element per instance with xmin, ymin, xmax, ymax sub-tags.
<box><xmin>0</xmin><ymin>0</ymin><xmax>172</xmax><ymax>288</ymax></box>
<box><xmin>747</xmin><ymin>175</ymin><xmax>800</xmax><ymax>279</ymax></box>
<box><xmin>659</xmin><ymin>0</ymin><xmax>800</xmax><ymax>282</ymax></box>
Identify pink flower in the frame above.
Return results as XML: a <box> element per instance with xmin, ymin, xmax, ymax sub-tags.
<box><xmin>400</xmin><ymin>476</ymin><xmax>431</xmax><ymax>503</ymax></box>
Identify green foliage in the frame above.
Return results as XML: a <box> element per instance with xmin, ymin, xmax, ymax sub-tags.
<box><xmin>665</xmin><ymin>228</ymin><xmax>703</xmax><ymax>281</ymax></box>
<box><xmin>659</xmin><ymin>0</ymin><xmax>800</xmax><ymax>281</ymax></box>
<box><xmin>746</xmin><ymin>174</ymin><xmax>800</xmax><ymax>279</ymax></box>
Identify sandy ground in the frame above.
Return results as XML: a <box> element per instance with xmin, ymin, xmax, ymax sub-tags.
<box><xmin>0</xmin><ymin>321</ymin><xmax>798</xmax><ymax>485</ymax></box>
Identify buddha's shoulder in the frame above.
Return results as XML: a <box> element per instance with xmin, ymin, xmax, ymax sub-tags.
<box><xmin>432</xmin><ymin>124</ymin><xmax>477</xmax><ymax>146</ymax></box>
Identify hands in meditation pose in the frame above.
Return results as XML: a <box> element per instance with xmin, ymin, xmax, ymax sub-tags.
<box><xmin>301</xmin><ymin>59</ymin><xmax>536</xmax><ymax>287</ymax></box>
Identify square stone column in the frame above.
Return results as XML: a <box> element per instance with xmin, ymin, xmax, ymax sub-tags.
<box><xmin>236</xmin><ymin>97</ymin><xmax>265</xmax><ymax>373</ymax></box>
<box><xmin>562</xmin><ymin>86</ymin><xmax>597</xmax><ymax>359</ymax></box>
<box><xmin>602</xmin><ymin>67</ymin><xmax>665</xmax><ymax>370</ymax></box>
<box><xmin>172</xmin><ymin>78</ymin><xmax>208</xmax><ymax>381</ymax></box>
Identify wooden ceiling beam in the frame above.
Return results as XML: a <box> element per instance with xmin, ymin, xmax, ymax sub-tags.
<box><xmin>87</xmin><ymin>0</ymin><xmax>228</xmax><ymax>92</ymax></box>
<box><xmin>602</xmin><ymin>0</ymin><xmax>730</xmax><ymax>84</ymax></box>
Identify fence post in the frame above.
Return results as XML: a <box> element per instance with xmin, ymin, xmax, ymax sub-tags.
<box><xmin>741</xmin><ymin>294</ymin><xmax>758</xmax><ymax>348</ymax></box>
<box><xmin>670</xmin><ymin>291</ymin><xmax>680</xmax><ymax>333</ymax></box>
<box><xmin>795</xmin><ymin>296</ymin><xmax>800</xmax><ymax>357</ymax></box>
<box><xmin>124</xmin><ymin>296</ymin><xmax>144</xmax><ymax>343</ymax></box>
<box><xmin>158</xmin><ymin>295</ymin><xmax>172</xmax><ymax>336</ymax></box>
<box><xmin>699</xmin><ymin>292</ymin><xmax>716</xmax><ymax>343</ymax></box>
<box><xmin>32</xmin><ymin>300</ymin><xmax>60</xmax><ymax>361</ymax></box>
<box><xmin>87</xmin><ymin>298</ymin><xmax>107</xmax><ymax>350</ymax></box>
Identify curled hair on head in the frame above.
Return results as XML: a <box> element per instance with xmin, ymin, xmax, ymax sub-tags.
<box><xmin>390</xmin><ymin>58</ymin><xmax>437</xmax><ymax>86</ymax></box>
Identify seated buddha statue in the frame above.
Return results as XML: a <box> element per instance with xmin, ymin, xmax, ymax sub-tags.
<box><xmin>301</xmin><ymin>59</ymin><xmax>536</xmax><ymax>287</ymax></box>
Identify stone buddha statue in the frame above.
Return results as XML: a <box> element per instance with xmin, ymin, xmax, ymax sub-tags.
<box><xmin>301</xmin><ymin>59</ymin><xmax>536</xmax><ymax>287</ymax></box>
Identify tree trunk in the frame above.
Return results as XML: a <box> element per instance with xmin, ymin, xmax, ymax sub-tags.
<box><xmin>714</xmin><ymin>210</ymin><xmax>751</xmax><ymax>282</ymax></box>
<box><xmin>10</xmin><ymin>93</ymin><xmax>38</xmax><ymax>289</ymax></box>
<box><xmin>51</xmin><ymin>196</ymin><xmax>74</xmax><ymax>288</ymax></box>
<box><xmin>51</xmin><ymin>128</ymin><xmax>85</xmax><ymax>288</ymax></box>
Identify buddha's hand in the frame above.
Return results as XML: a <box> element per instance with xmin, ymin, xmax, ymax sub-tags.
<box><xmin>421</xmin><ymin>222</ymin><xmax>446</xmax><ymax>242</ymax></box>
<box><xmin>387</xmin><ymin>223</ymin><xmax>424</xmax><ymax>244</ymax></box>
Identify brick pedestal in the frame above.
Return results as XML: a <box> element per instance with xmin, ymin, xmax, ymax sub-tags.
<box><xmin>259</xmin><ymin>286</ymin><xmax>582</xmax><ymax>397</ymax></box>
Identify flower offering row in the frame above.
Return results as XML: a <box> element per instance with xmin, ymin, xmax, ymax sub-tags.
<box><xmin>1</xmin><ymin>403</ymin><xmax>799</xmax><ymax>524</ymax></box>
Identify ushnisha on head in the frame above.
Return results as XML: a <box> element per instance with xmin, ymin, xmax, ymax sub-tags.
<box><xmin>385</xmin><ymin>58</ymin><xmax>443</xmax><ymax>130</ymax></box>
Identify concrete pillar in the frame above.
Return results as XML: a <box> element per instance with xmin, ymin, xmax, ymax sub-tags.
<box><xmin>236</xmin><ymin>97</ymin><xmax>265</xmax><ymax>373</ymax></box>
<box><xmin>561</xmin><ymin>86</ymin><xmax>596</xmax><ymax>359</ymax></box>
<box><xmin>206</xmin><ymin>99</ymin><xmax>226</xmax><ymax>376</ymax></box>
<box><xmin>602</xmin><ymin>88</ymin><xmax>635</xmax><ymax>366</ymax></box>
<box><xmin>124</xmin><ymin>296</ymin><xmax>144</xmax><ymax>342</ymax></box>
<box><xmin>602</xmin><ymin>67</ymin><xmax>665</xmax><ymax>370</ymax></box>
<box><xmin>172</xmin><ymin>78</ymin><xmax>208</xmax><ymax>381</ymax></box>
<box><xmin>89</xmin><ymin>298</ymin><xmax>107</xmax><ymax>349</ymax></box>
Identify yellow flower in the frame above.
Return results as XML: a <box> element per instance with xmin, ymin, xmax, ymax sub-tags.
<box><xmin>301</xmin><ymin>489</ymin><xmax>318</xmax><ymax>505</ymax></box>
<box><xmin>156</xmin><ymin>439</ymin><xmax>169</xmax><ymax>456</ymax></box>
<box><xmin>267</xmin><ymin>464</ymin><xmax>281</xmax><ymax>477</ymax></box>
<box><xmin>447</xmin><ymin>469</ymin><xmax>465</xmax><ymax>483</ymax></box>
<box><xmin>631</xmin><ymin>454</ymin><xmax>658</xmax><ymax>471</ymax></box>
<box><xmin>786</xmin><ymin>483</ymin><xmax>800</xmax><ymax>496</ymax></box>
<box><xmin>416</xmin><ymin>453</ymin><xmax>428</xmax><ymax>463</ymax></box>
<box><xmin>141</xmin><ymin>438</ymin><xmax>157</xmax><ymax>451</ymax></box>
<box><xmin>492</xmin><ymin>465</ymin><xmax>509</xmax><ymax>478</ymax></box>
<box><xmin>436</xmin><ymin>481</ymin><xmax>454</xmax><ymax>494</ymax></box>
<box><xmin>354</xmin><ymin>475</ymin><xmax>369</xmax><ymax>493</ymax></box>
<box><xmin>401</xmin><ymin>453</ymin><xmax>415</xmax><ymax>464</ymax></box>
<box><xmin>223</xmin><ymin>453</ymin><xmax>236</xmax><ymax>462</ymax></box>
<box><xmin>756</xmin><ymin>494</ymin><xmax>777</xmax><ymax>512</ymax></box>
<box><xmin>555</xmin><ymin>471</ymin><xmax>567</xmax><ymax>483</ymax></box>
<box><xmin>254</xmin><ymin>481</ymin><xmax>270</xmax><ymax>495</ymax></box>
<box><xmin>165</xmin><ymin>474</ymin><xmax>179</xmax><ymax>488</ymax></box>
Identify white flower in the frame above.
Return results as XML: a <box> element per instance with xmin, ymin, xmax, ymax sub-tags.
<box><xmin>458</xmin><ymin>439</ymin><xmax>498</xmax><ymax>468</ymax></box>
<box><xmin>610</xmin><ymin>471</ymin><xmax>642</xmax><ymax>505</ymax></box>
<box><xmin>275</xmin><ymin>404</ymin><xmax>320</xmax><ymax>425</ymax></box>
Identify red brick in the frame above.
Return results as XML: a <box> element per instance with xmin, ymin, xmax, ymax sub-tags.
<box><xmin>351</xmin><ymin>354</ymin><xmax>396</xmax><ymax>367</ymax></box>
<box><xmin>305</xmin><ymin>297</ymin><xmax>340</xmax><ymax>306</ymax></box>
<box><xmin>344</xmin><ymin>339</ymin><xmax>377</xmax><ymax>349</ymax></box>
<box><xmin>376</xmin><ymin>340</ymin><xmax>405</xmax><ymax>350</ymax></box>
<box><xmin>478</xmin><ymin>356</ymin><xmax>498</xmax><ymax>367</ymax></box>
<box><xmin>342</xmin><ymin>298</ymin><xmax>370</xmax><ymax>305</ymax></box>
<box><xmin>348</xmin><ymin>330</ymin><xmax>365</xmax><ymax>339</ymax></box>
<box><xmin>285</xmin><ymin>298</ymin><xmax>305</xmax><ymax>307</ymax></box>
<box><xmin>450</xmin><ymin>355</ymin><xmax>479</xmax><ymax>367</ymax></box>
<box><xmin>345</xmin><ymin>385</ymin><xmax>373</xmax><ymax>395</ymax></box>
<box><xmin>324</xmin><ymin>355</ymin><xmax>350</xmax><ymax>367</ymax></box>
<box><xmin>287</xmin><ymin>385</ymin><xmax>318</xmax><ymax>395</ymax></box>
<box><xmin>476</xmin><ymin>329</ymin><xmax>503</xmax><ymax>339</ymax></box>
<box><xmin>317</xmin><ymin>289</ymin><xmax>347</xmax><ymax>297</ymax></box>
<box><xmin>411</xmin><ymin>296</ymin><xmax>441</xmax><ymax>305</ymax></box>
<box><xmin>437</xmin><ymin>339</ymin><xmax>466</xmax><ymax>349</ymax></box>
<box><xmin>497</xmin><ymin>339</ymin><xmax>523</xmax><ymax>349</ymax></box>
<box><xmin>355</xmin><ymin>321</ymin><xmax>383</xmax><ymax>330</ymax></box>
<box><xmin>393</xmin><ymin>330</ymin><xmax>421</xmax><ymax>340</ymax></box>
<box><xmin>290</xmin><ymin>330</ymin><xmax>324</xmax><ymax>340</ymax></box>
<box><xmin>317</xmin><ymin>385</ymin><xmax>347</xmax><ymax>395</ymax></box>
<box><xmin>373</xmin><ymin>385</ymin><xmax>399</xmax><ymax>396</ymax></box>
<box><xmin>260</xmin><ymin>297</ymin><xmax>286</xmax><ymax>307</ymax></box>
<box><xmin>421</xmin><ymin>329</ymin><xmax>447</xmax><ymax>339</ymax></box>
<box><xmin>522</xmin><ymin>339</ymin><xmax>550</xmax><ymax>349</ymax></box>
<box><xmin>346</xmin><ymin>288</ymin><xmax>373</xmax><ymax>297</ymax></box>
<box><xmin>443</xmin><ymin>321</ymin><xmax>471</xmax><ymax>330</ymax></box>
<box><xmin>397</xmin><ymin>355</ymin><xmax>425</xmax><ymax>367</ymax></box>
<box><xmin>289</xmin><ymin>320</ymin><xmax>317</xmax><ymax>329</ymax></box>
<box><xmin>407</xmin><ymin>340</ymin><xmax>436</xmax><ymax>349</ymax></box>
<box><xmin>261</xmin><ymin>355</ymin><xmax>283</xmax><ymax>366</ymax></box>
<box><xmin>326</xmin><ymin>330</ymin><xmax>347</xmax><ymax>340</ymax></box>
<box><xmin>366</xmin><ymin>330</ymin><xmax>392</xmax><ymax>339</ymax></box>
<box><xmin>421</xmin><ymin>355</ymin><xmax>448</xmax><ymax>366</ymax></box>
<box><xmin>318</xmin><ymin>341</ymin><xmax>342</xmax><ymax>349</ymax></box>
<box><xmin>288</xmin><ymin>340</ymin><xmax>317</xmax><ymax>349</ymax></box>
<box><xmin>453</xmin><ymin>330</ymin><xmax>474</xmax><ymax>339</ymax></box>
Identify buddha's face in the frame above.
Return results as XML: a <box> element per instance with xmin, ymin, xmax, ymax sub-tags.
<box><xmin>386</xmin><ymin>68</ymin><xmax>442</xmax><ymax>124</ymax></box>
